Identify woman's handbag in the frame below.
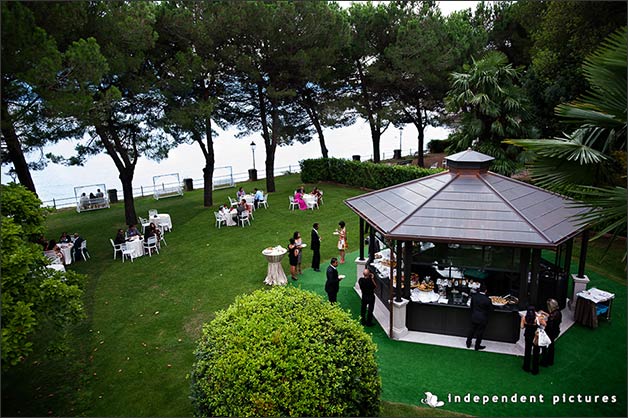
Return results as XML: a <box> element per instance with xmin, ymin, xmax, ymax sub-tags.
<box><xmin>535</xmin><ymin>328</ymin><xmax>552</xmax><ymax>347</ymax></box>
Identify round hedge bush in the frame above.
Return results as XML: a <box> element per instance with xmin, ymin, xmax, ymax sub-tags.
<box><xmin>190</xmin><ymin>286</ymin><xmax>381</xmax><ymax>417</ymax></box>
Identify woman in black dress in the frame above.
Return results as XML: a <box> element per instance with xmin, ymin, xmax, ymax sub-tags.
<box><xmin>540</xmin><ymin>298</ymin><xmax>562</xmax><ymax>367</ymax></box>
<box><xmin>288</xmin><ymin>238</ymin><xmax>299</xmax><ymax>281</ymax></box>
<box><xmin>520</xmin><ymin>305</ymin><xmax>542</xmax><ymax>375</ymax></box>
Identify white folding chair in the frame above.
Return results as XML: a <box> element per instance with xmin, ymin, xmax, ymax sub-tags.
<box><xmin>246</xmin><ymin>204</ymin><xmax>255</xmax><ymax>220</ymax></box>
<box><xmin>228</xmin><ymin>196</ymin><xmax>238</xmax><ymax>208</ymax></box>
<box><xmin>258</xmin><ymin>193</ymin><xmax>269</xmax><ymax>209</ymax></box>
<box><xmin>319</xmin><ymin>190</ymin><xmax>324</xmax><ymax>205</ymax></box>
<box><xmin>288</xmin><ymin>195</ymin><xmax>298</xmax><ymax>211</ymax></box>
<box><xmin>80</xmin><ymin>240</ymin><xmax>90</xmax><ymax>260</ymax></box>
<box><xmin>143</xmin><ymin>236</ymin><xmax>159</xmax><ymax>257</ymax></box>
<box><xmin>138</xmin><ymin>216</ymin><xmax>148</xmax><ymax>225</ymax></box>
<box><xmin>157</xmin><ymin>225</ymin><xmax>167</xmax><ymax>246</ymax></box>
<box><xmin>110</xmin><ymin>239</ymin><xmax>122</xmax><ymax>260</ymax></box>
<box><xmin>120</xmin><ymin>243</ymin><xmax>136</xmax><ymax>263</ymax></box>
<box><xmin>239</xmin><ymin>212</ymin><xmax>251</xmax><ymax>227</ymax></box>
<box><xmin>148</xmin><ymin>209</ymin><xmax>158</xmax><ymax>218</ymax></box>
<box><xmin>215</xmin><ymin>212</ymin><xmax>226</xmax><ymax>228</ymax></box>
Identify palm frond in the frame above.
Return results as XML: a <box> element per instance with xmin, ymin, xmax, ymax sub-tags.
<box><xmin>570</xmin><ymin>186</ymin><xmax>627</xmax><ymax>240</ymax></box>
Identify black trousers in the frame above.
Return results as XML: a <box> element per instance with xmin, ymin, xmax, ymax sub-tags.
<box><xmin>466</xmin><ymin>321</ymin><xmax>487</xmax><ymax>348</ymax></box>
<box><xmin>541</xmin><ymin>338</ymin><xmax>556</xmax><ymax>366</ymax></box>
<box><xmin>523</xmin><ymin>335</ymin><xmax>540</xmax><ymax>374</ymax></box>
<box><xmin>361</xmin><ymin>295</ymin><xmax>375</xmax><ymax>325</ymax></box>
<box><xmin>327</xmin><ymin>290</ymin><xmax>337</xmax><ymax>303</ymax></box>
<box><xmin>311</xmin><ymin>249</ymin><xmax>320</xmax><ymax>270</ymax></box>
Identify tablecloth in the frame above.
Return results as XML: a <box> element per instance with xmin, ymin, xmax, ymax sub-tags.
<box><xmin>150</xmin><ymin>213</ymin><xmax>172</xmax><ymax>231</ymax></box>
<box><xmin>58</xmin><ymin>243</ymin><xmax>73</xmax><ymax>265</ymax></box>
<box><xmin>262</xmin><ymin>247</ymin><xmax>288</xmax><ymax>285</ymax></box>
<box><xmin>126</xmin><ymin>238</ymin><xmax>144</xmax><ymax>259</ymax></box>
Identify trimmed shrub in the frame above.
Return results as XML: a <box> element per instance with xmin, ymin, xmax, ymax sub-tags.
<box><xmin>190</xmin><ymin>287</ymin><xmax>381</xmax><ymax>417</ymax></box>
<box><xmin>300</xmin><ymin>158</ymin><xmax>441</xmax><ymax>190</ymax></box>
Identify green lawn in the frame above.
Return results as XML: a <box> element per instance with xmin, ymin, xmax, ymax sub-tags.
<box><xmin>1</xmin><ymin>174</ymin><xmax>626</xmax><ymax>417</ymax></box>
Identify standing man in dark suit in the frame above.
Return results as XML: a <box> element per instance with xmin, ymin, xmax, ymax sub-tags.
<box><xmin>466</xmin><ymin>283</ymin><xmax>493</xmax><ymax>351</ymax></box>
<box><xmin>311</xmin><ymin>223</ymin><xmax>321</xmax><ymax>272</ymax></box>
<box><xmin>325</xmin><ymin>257</ymin><xmax>342</xmax><ymax>303</ymax></box>
<box><xmin>358</xmin><ymin>268</ymin><xmax>377</xmax><ymax>326</ymax></box>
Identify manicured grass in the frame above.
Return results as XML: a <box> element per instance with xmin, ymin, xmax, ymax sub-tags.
<box><xmin>1</xmin><ymin>173</ymin><xmax>626</xmax><ymax>417</ymax></box>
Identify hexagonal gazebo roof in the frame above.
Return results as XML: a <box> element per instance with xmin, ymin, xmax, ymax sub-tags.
<box><xmin>344</xmin><ymin>150</ymin><xmax>589</xmax><ymax>249</ymax></box>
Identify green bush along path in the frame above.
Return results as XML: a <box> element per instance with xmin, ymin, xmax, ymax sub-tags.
<box><xmin>1</xmin><ymin>174</ymin><xmax>625</xmax><ymax>417</ymax></box>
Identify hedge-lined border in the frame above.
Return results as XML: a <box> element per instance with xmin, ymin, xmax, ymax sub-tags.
<box><xmin>299</xmin><ymin>158</ymin><xmax>442</xmax><ymax>190</ymax></box>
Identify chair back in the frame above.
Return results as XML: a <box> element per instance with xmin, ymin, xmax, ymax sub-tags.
<box><xmin>148</xmin><ymin>209</ymin><xmax>158</xmax><ymax>217</ymax></box>
<box><xmin>110</xmin><ymin>239</ymin><xmax>118</xmax><ymax>248</ymax></box>
<box><xmin>147</xmin><ymin>235</ymin><xmax>158</xmax><ymax>245</ymax></box>
<box><xmin>81</xmin><ymin>240</ymin><xmax>88</xmax><ymax>250</ymax></box>
<box><xmin>289</xmin><ymin>195</ymin><xmax>295</xmax><ymax>203</ymax></box>
<box><xmin>139</xmin><ymin>217</ymin><xmax>147</xmax><ymax>224</ymax></box>
<box><xmin>214</xmin><ymin>212</ymin><xmax>220</xmax><ymax>220</ymax></box>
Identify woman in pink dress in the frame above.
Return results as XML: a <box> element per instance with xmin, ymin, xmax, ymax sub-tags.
<box><xmin>294</xmin><ymin>190</ymin><xmax>307</xmax><ymax>211</ymax></box>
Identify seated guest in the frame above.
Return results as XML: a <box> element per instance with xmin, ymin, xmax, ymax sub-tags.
<box><xmin>59</xmin><ymin>232</ymin><xmax>72</xmax><ymax>244</ymax></box>
<box><xmin>219</xmin><ymin>204</ymin><xmax>237</xmax><ymax>226</ymax></box>
<box><xmin>37</xmin><ymin>234</ymin><xmax>48</xmax><ymax>250</ymax></box>
<box><xmin>236</xmin><ymin>187</ymin><xmax>246</xmax><ymax>200</ymax></box>
<box><xmin>95</xmin><ymin>188</ymin><xmax>104</xmax><ymax>198</ymax></box>
<box><xmin>127</xmin><ymin>224</ymin><xmax>141</xmax><ymax>239</ymax></box>
<box><xmin>144</xmin><ymin>223</ymin><xmax>156</xmax><ymax>241</ymax></box>
<box><xmin>311</xmin><ymin>187</ymin><xmax>322</xmax><ymax>205</ymax></box>
<box><xmin>79</xmin><ymin>193</ymin><xmax>89</xmax><ymax>210</ymax></box>
<box><xmin>89</xmin><ymin>192</ymin><xmax>96</xmax><ymax>199</ymax></box>
<box><xmin>147</xmin><ymin>222</ymin><xmax>161</xmax><ymax>242</ymax></box>
<box><xmin>236</xmin><ymin>199</ymin><xmax>248</xmax><ymax>218</ymax></box>
<box><xmin>253</xmin><ymin>188</ymin><xmax>264</xmax><ymax>208</ymax></box>
<box><xmin>114</xmin><ymin>229</ymin><xmax>126</xmax><ymax>245</ymax></box>
<box><xmin>294</xmin><ymin>189</ymin><xmax>307</xmax><ymax>211</ymax></box>
<box><xmin>46</xmin><ymin>239</ymin><xmax>65</xmax><ymax>264</ymax></box>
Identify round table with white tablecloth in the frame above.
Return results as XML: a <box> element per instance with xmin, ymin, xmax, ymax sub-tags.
<box><xmin>58</xmin><ymin>243</ymin><xmax>73</xmax><ymax>264</ymax></box>
<box><xmin>303</xmin><ymin>194</ymin><xmax>317</xmax><ymax>209</ymax></box>
<box><xmin>150</xmin><ymin>213</ymin><xmax>173</xmax><ymax>231</ymax></box>
<box><xmin>125</xmin><ymin>237</ymin><xmax>144</xmax><ymax>258</ymax></box>
<box><xmin>262</xmin><ymin>246</ymin><xmax>288</xmax><ymax>286</ymax></box>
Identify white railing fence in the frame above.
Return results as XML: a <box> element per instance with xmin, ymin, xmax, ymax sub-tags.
<box><xmin>39</xmin><ymin>148</ymin><xmax>423</xmax><ymax>209</ymax></box>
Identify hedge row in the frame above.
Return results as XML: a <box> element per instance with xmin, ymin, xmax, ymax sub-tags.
<box><xmin>300</xmin><ymin>157</ymin><xmax>442</xmax><ymax>190</ymax></box>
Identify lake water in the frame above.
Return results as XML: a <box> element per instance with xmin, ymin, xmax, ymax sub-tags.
<box><xmin>3</xmin><ymin>121</ymin><xmax>450</xmax><ymax>203</ymax></box>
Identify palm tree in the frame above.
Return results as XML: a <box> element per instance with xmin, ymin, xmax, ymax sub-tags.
<box><xmin>506</xmin><ymin>27</ymin><xmax>627</xmax><ymax>242</ymax></box>
<box><xmin>445</xmin><ymin>51</ymin><xmax>536</xmax><ymax>175</ymax></box>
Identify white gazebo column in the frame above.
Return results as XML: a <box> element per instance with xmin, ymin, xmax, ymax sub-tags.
<box><xmin>392</xmin><ymin>298</ymin><xmax>409</xmax><ymax>339</ymax></box>
<box><xmin>571</xmin><ymin>274</ymin><xmax>590</xmax><ymax>310</ymax></box>
<box><xmin>355</xmin><ymin>257</ymin><xmax>367</xmax><ymax>290</ymax></box>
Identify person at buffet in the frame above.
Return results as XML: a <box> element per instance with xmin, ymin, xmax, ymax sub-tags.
<box><xmin>293</xmin><ymin>231</ymin><xmax>303</xmax><ymax>275</ymax></box>
<box><xmin>325</xmin><ymin>257</ymin><xmax>342</xmax><ymax>303</ymax></box>
<box><xmin>59</xmin><ymin>232</ymin><xmax>72</xmax><ymax>243</ymax></box>
<box><xmin>294</xmin><ymin>188</ymin><xmax>307</xmax><ymax>211</ymax></box>
<box><xmin>540</xmin><ymin>298</ymin><xmax>562</xmax><ymax>368</ymax></box>
<box><xmin>288</xmin><ymin>238</ymin><xmax>299</xmax><ymax>282</ymax></box>
<box><xmin>336</xmin><ymin>220</ymin><xmax>348</xmax><ymax>263</ymax></box>
<box><xmin>236</xmin><ymin>186</ymin><xmax>246</xmax><ymax>200</ymax></box>
<box><xmin>253</xmin><ymin>188</ymin><xmax>264</xmax><ymax>209</ymax></box>
<box><xmin>520</xmin><ymin>305</ymin><xmax>544</xmax><ymax>375</ymax></box>
<box><xmin>359</xmin><ymin>268</ymin><xmax>377</xmax><ymax>326</ymax></box>
<box><xmin>310</xmin><ymin>223</ymin><xmax>321</xmax><ymax>272</ymax></box>
<box><xmin>114</xmin><ymin>229</ymin><xmax>126</xmax><ymax>245</ymax></box>
<box><xmin>466</xmin><ymin>283</ymin><xmax>492</xmax><ymax>351</ymax></box>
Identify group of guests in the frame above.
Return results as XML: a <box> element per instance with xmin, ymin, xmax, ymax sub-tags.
<box><xmin>236</xmin><ymin>187</ymin><xmax>265</xmax><ymax>209</ymax></box>
<box><xmin>466</xmin><ymin>285</ymin><xmax>562</xmax><ymax>374</ymax></box>
<box><xmin>39</xmin><ymin>232</ymin><xmax>85</xmax><ymax>263</ymax></box>
<box><xmin>79</xmin><ymin>189</ymin><xmax>105</xmax><ymax>209</ymax></box>
<box><xmin>293</xmin><ymin>186</ymin><xmax>322</xmax><ymax>211</ymax></box>
<box><xmin>218</xmin><ymin>198</ymin><xmax>254</xmax><ymax>226</ymax></box>
<box><xmin>115</xmin><ymin>222</ymin><xmax>162</xmax><ymax>247</ymax></box>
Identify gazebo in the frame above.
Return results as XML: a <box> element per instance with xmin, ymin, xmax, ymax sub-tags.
<box><xmin>345</xmin><ymin>149</ymin><xmax>591</xmax><ymax>342</ymax></box>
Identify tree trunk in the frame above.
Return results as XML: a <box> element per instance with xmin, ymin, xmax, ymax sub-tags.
<box><xmin>202</xmin><ymin>118</ymin><xmax>215</xmax><ymax>207</ymax></box>
<box><xmin>1</xmin><ymin>101</ymin><xmax>37</xmax><ymax>195</ymax></box>
<box><xmin>416</xmin><ymin>110</ymin><xmax>425</xmax><ymax>168</ymax></box>
<box><xmin>304</xmin><ymin>104</ymin><xmax>328</xmax><ymax>158</ymax></box>
<box><xmin>372</xmin><ymin>131</ymin><xmax>381</xmax><ymax>163</ymax></box>
<box><xmin>119</xmin><ymin>169</ymin><xmax>137</xmax><ymax>226</ymax></box>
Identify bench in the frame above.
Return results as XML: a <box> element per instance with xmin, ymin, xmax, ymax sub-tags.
<box><xmin>77</xmin><ymin>197</ymin><xmax>110</xmax><ymax>212</ymax></box>
<box><xmin>153</xmin><ymin>185</ymin><xmax>183</xmax><ymax>200</ymax></box>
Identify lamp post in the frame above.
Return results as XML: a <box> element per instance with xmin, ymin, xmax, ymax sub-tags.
<box><xmin>249</xmin><ymin>141</ymin><xmax>258</xmax><ymax>181</ymax></box>
<box><xmin>394</xmin><ymin>127</ymin><xmax>403</xmax><ymax>159</ymax></box>
<box><xmin>399</xmin><ymin>127</ymin><xmax>403</xmax><ymax>154</ymax></box>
